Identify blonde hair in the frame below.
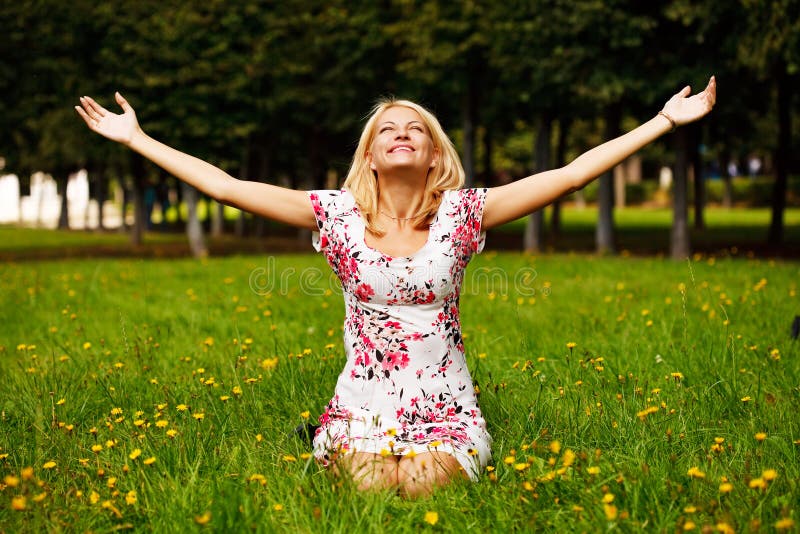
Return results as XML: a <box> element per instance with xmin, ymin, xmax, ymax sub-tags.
<box><xmin>343</xmin><ymin>98</ymin><xmax>465</xmax><ymax>236</ymax></box>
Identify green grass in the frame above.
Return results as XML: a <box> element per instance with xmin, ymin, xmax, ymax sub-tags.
<box><xmin>3</xmin><ymin>206</ymin><xmax>798</xmax><ymax>261</ymax></box>
<box><xmin>1</xmin><ymin>252</ymin><xmax>798</xmax><ymax>532</ymax></box>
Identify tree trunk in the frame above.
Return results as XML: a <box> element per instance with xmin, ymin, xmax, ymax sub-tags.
<box><xmin>691</xmin><ymin>123</ymin><xmax>705</xmax><ymax>230</ymax></box>
<box><xmin>182</xmin><ymin>182</ymin><xmax>208</xmax><ymax>258</ymax></box>
<box><xmin>462</xmin><ymin>79</ymin><xmax>478</xmax><ymax>188</ymax></box>
<box><xmin>129</xmin><ymin>154</ymin><xmax>147</xmax><ymax>246</ymax></box>
<box><xmin>768</xmin><ymin>61</ymin><xmax>791</xmax><ymax>246</ymax></box>
<box><xmin>596</xmin><ymin>104</ymin><xmax>621</xmax><ymax>255</ymax></box>
<box><xmin>523</xmin><ymin>114</ymin><xmax>552</xmax><ymax>253</ymax></box>
<box><xmin>551</xmin><ymin>117</ymin><xmax>570</xmax><ymax>237</ymax></box>
<box><xmin>671</xmin><ymin>128</ymin><xmax>691</xmax><ymax>259</ymax></box>
<box><xmin>483</xmin><ymin>124</ymin><xmax>493</xmax><ymax>186</ymax></box>
<box><xmin>56</xmin><ymin>173</ymin><xmax>69</xmax><ymax>230</ymax></box>
<box><xmin>94</xmin><ymin>168</ymin><xmax>106</xmax><ymax>230</ymax></box>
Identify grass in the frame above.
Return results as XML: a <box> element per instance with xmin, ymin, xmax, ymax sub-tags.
<box><xmin>0</xmin><ymin>248</ymin><xmax>798</xmax><ymax>532</ymax></box>
<box><xmin>3</xmin><ymin>206</ymin><xmax>799</xmax><ymax>260</ymax></box>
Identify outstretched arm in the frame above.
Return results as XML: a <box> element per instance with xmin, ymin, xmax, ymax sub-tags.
<box><xmin>75</xmin><ymin>93</ymin><xmax>318</xmax><ymax>231</ymax></box>
<box><xmin>482</xmin><ymin>77</ymin><xmax>717</xmax><ymax>230</ymax></box>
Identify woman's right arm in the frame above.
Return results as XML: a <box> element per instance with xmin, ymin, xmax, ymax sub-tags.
<box><xmin>76</xmin><ymin>92</ymin><xmax>318</xmax><ymax>231</ymax></box>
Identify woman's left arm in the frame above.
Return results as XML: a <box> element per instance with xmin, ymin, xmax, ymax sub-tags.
<box><xmin>482</xmin><ymin>76</ymin><xmax>716</xmax><ymax>230</ymax></box>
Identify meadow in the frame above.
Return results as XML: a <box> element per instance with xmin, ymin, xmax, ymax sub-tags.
<box><xmin>1</xmin><ymin>248</ymin><xmax>798</xmax><ymax>532</ymax></box>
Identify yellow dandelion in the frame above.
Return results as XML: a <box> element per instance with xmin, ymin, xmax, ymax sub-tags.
<box><xmin>11</xmin><ymin>496</ymin><xmax>26</xmax><ymax>511</ymax></box>
<box><xmin>683</xmin><ymin>520</ymin><xmax>696</xmax><ymax>531</ymax></box>
<box><xmin>195</xmin><ymin>511</ymin><xmax>212</xmax><ymax>525</ymax></box>
<box><xmin>775</xmin><ymin>518</ymin><xmax>795</xmax><ymax>531</ymax></box>
<box><xmin>89</xmin><ymin>491</ymin><xmax>100</xmax><ymax>504</ymax></box>
<box><xmin>562</xmin><ymin>449</ymin><xmax>576</xmax><ymax>467</ymax></box>
<box><xmin>155</xmin><ymin>420</ymin><xmax>169</xmax><ymax>428</ymax></box>
<box><xmin>273</xmin><ymin>504</ymin><xmax>284</xmax><ymax>512</ymax></box>
<box><xmin>754</xmin><ymin>432</ymin><xmax>767</xmax><ymax>442</ymax></box>
<box><xmin>686</xmin><ymin>466</ymin><xmax>705</xmax><ymax>479</ymax></box>
<box><xmin>424</xmin><ymin>511</ymin><xmax>439</xmax><ymax>525</ymax></box>
<box><xmin>219</xmin><ymin>396</ymin><xmax>230</xmax><ymax>402</ymax></box>
<box><xmin>42</xmin><ymin>461</ymin><xmax>56</xmax><ymax>470</ymax></box>
<box><xmin>83</xmin><ymin>342</ymin><xmax>92</xmax><ymax>350</ymax></box>
<box><xmin>741</xmin><ymin>396</ymin><xmax>751</xmax><ymax>402</ymax></box>
<box><xmin>21</xmin><ymin>467</ymin><xmax>33</xmax><ymax>480</ymax></box>
<box><xmin>249</xmin><ymin>474</ymin><xmax>267</xmax><ymax>486</ymax></box>
<box><xmin>761</xmin><ymin>469</ymin><xmax>777</xmax><ymax>481</ymax></box>
<box><xmin>129</xmin><ymin>449</ymin><xmax>142</xmax><ymax>460</ymax></box>
<box><xmin>176</xmin><ymin>404</ymin><xmax>188</xmax><ymax>411</ymax></box>
<box><xmin>429</xmin><ymin>440</ymin><xmax>442</xmax><ymax>448</ymax></box>
<box><xmin>143</xmin><ymin>457</ymin><xmax>156</xmax><ymax>465</ymax></box>
<box><xmin>56</xmin><ymin>398</ymin><xmax>66</xmax><ymax>406</ymax></box>
<box><xmin>602</xmin><ymin>493</ymin><xmax>615</xmax><ymax>504</ymax></box>
<box><xmin>549</xmin><ymin>440</ymin><xmax>561</xmax><ymax>454</ymax></box>
<box><xmin>716</xmin><ymin>522</ymin><xmax>735</xmax><ymax>534</ymax></box>
<box><xmin>32</xmin><ymin>492</ymin><xmax>47</xmax><ymax>503</ymax></box>
<box><xmin>283</xmin><ymin>455</ymin><xmax>297</xmax><ymax>463</ymax></box>
<box><xmin>514</xmin><ymin>463</ymin><xmax>529</xmax><ymax>471</ymax></box>
<box><xmin>166</xmin><ymin>429</ymin><xmax>178</xmax><ymax>438</ymax></box>
<box><xmin>749</xmin><ymin>477</ymin><xmax>767</xmax><ymax>490</ymax></box>
<box><xmin>603</xmin><ymin>503</ymin><xmax>618</xmax><ymax>520</ymax></box>
<box><xmin>125</xmin><ymin>490</ymin><xmax>137</xmax><ymax>505</ymax></box>
<box><xmin>586</xmin><ymin>466</ymin><xmax>600</xmax><ymax>476</ymax></box>
<box><xmin>719</xmin><ymin>482</ymin><xmax>733</xmax><ymax>493</ymax></box>
<box><xmin>232</xmin><ymin>386</ymin><xmax>243</xmax><ymax>396</ymax></box>
<box><xmin>4</xmin><ymin>475</ymin><xmax>20</xmax><ymax>487</ymax></box>
<box><xmin>192</xmin><ymin>413</ymin><xmax>205</xmax><ymax>420</ymax></box>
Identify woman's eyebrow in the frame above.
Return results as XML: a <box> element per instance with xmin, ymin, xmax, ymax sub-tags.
<box><xmin>378</xmin><ymin>120</ymin><xmax>425</xmax><ymax>128</ymax></box>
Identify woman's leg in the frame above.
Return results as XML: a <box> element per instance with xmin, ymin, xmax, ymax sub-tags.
<box><xmin>333</xmin><ymin>452</ymin><xmax>399</xmax><ymax>492</ymax></box>
<box><xmin>397</xmin><ymin>452</ymin><xmax>467</xmax><ymax>498</ymax></box>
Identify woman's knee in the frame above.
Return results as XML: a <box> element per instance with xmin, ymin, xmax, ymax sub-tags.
<box><xmin>397</xmin><ymin>452</ymin><xmax>466</xmax><ymax>498</ymax></box>
<box><xmin>334</xmin><ymin>452</ymin><xmax>399</xmax><ymax>491</ymax></box>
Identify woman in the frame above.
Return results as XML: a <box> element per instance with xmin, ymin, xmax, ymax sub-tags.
<box><xmin>75</xmin><ymin>77</ymin><xmax>716</xmax><ymax>497</ymax></box>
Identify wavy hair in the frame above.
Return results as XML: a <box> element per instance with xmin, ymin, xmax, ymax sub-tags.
<box><xmin>343</xmin><ymin>98</ymin><xmax>465</xmax><ymax>236</ymax></box>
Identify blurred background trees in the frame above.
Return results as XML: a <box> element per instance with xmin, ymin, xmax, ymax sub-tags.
<box><xmin>1</xmin><ymin>0</ymin><xmax>797</xmax><ymax>258</ymax></box>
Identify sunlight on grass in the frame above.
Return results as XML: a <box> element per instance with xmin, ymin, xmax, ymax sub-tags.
<box><xmin>0</xmin><ymin>253</ymin><xmax>798</xmax><ymax>531</ymax></box>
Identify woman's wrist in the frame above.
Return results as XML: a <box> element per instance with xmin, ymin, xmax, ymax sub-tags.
<box><xmin>657</xmin><ymin>110</ymin><xmax>677</xmax><ymax>133</ymax></box>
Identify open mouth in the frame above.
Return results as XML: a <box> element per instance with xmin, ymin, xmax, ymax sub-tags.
<box><xmin>389</xmin><ymin>145</ymin><xmax>414</xmax><ymax>153</ymax></box>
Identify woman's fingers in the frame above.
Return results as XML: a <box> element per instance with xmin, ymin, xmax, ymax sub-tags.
<box><xmin>74</xmin><ymin>105</ymin><xmax>97</xmax><ymax>130</ymax></box>
<box><xmin>115</xmin><ymin>91</ymin><xmax>133</xmax><ymax>114</ymax></box>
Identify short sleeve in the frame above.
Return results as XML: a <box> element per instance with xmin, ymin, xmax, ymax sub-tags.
<box><xmin>453</xmin><ymin>188</ymin><xmax>488</xmax><ymax>255</ymax></box>
<box><xmin>306</xmin><ymin>190</ymin><xmax>343</xmax><ymax>252</ymax></box>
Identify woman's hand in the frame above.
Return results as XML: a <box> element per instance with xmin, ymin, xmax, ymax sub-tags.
<box><xmin>661</xmin><ymin>76</ymin><xmax>717</xmax><ymax>127</ymax></box>
<box><xmin>75</xmin><ymin>92</ymin><xmax>141</xmax><ymax>146</ymax></box>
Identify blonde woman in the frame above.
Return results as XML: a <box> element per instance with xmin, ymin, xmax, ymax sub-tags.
<box><xmin>76</xmin><ymin>77</ymin><xmax>715</xmax><ymax>497</ymax></box>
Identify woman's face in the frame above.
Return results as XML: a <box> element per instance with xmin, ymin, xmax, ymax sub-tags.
<box><xmin>368</xmin><ymin>106</ymin><xmax>438</xmax><ymax>177</ymax></box>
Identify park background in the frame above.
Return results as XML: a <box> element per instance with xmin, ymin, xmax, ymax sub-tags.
<box><xmin>1</xmin><ymin>1</ymin><xmax>799</xmax><ymax>532</ymax></box>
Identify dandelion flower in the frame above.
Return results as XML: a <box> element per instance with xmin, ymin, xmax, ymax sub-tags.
<box><xmin>754</xmin><ymin>432</ymin><xmax>767</xmax><ymax>442</ymax></box>
<box><xmin>283</xmin><ymin>455</ymin><xmax>297</xmax><ymax>463</ymax></box>
<box><xmin>549</xmin><ymin>440</ymin><xmax>561</xmax><ymax>454</ymax></box>
<box><xmin>719</xmin><ymin>482</ymin><xmax>734</xmax><ymax>493</ymax></box>
<box><xmin>11</xmin><ymin>496</ymin><xmax>26</xmax><ymax>511</ymax></box>
<box><xmin>586</xmin><ymin>466</ymin><xmax>600</xmax><ymax>476</ymax></box>
<box><xmin>4</xmin><ymin>475</ymin><xmax>20</xmax><ymax>487</ymax></box>
<box><xmin>602</xmin><ymin>493</ymin><xmax>615</xmax><ymax>504</ymax></box>
<box><xmin>192</xmin><ymin>413</ymin><xmax>205</xmax><ymax>420</ymax></box>
<box><xmin>603</xmin><ymin>503</ymin><xmax>618</xmax><ymax>521</ymax></box>
<box><xmin>424</xmin><ymin>511</ymin><xmax>439</xmax><ymax>525</ymax></box>
<box><xmin>775</xmin><ymin>518</ymin><xmax>795</xmax><ymax>531</ymax></box>
<box><xmin>42</xmin><ymin>461</ymin><xmax>56</xmax><ymax>469</ymax></box>
<box><xmin>166</xmin><ymin>429</ymin><xmax>178</xmax><ymax>438</ymax></box>
<box><xmin>273</xmin><ymin>504</ymin><xmax>284</xmax><ymax>512</ymax></box>
<box><xmin>21</xmin><ymin>467</ymin><xmax>33</xmax><ymax>480</ymax></box>
<box><xmin>195</xmin><ymin>511</ymin><xmax>211</xmax><ymax>525</ymax></box>
<box><xmin>125</xmin><ymin>490</ymin><xmax>137</xmax><ymax>505</ymax></box>
<box><xmin>129</xmin><ymin>449</ymin><xmax>142</xmax><ymax>460</ymax></box>
<box><xmin>143</xmin><ymin>457</ymin><xmax>156</xmax><ymax>465</ymax></box>
<box><xmin>741</xmin><ymin>396</ymin><xmax>751</xmax><ymax>403</ymax></box>
<box><xmin>683</xmin><ymin>520</ymin><xmax>696</xmax><ymax>531</ymax></box>
<box><xmin>686</xmin><ymin>466</ymin><xmax>705</xmax><ymax>479</ymax></box>
<box><xmin>761</xmin><ymin>469</ymin><xmax>777</xmax><ymax>481</ymax></box>
<box><xmin>748</xmin><ymin>477</ymin><xmax>767</xmax><ymax>490</ymax></box>
<box><xmin>176</xmin><ymin>404</ymin><xmax>188</xmax><ymax>411</ymax></box>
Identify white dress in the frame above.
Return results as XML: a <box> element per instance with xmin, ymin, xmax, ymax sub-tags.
<box><xmin>307</xmin><ymin>187</ymin><xmax>492</xmax><ymax>479</ymax></box>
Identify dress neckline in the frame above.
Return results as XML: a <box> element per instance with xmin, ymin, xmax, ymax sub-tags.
<box><xmin>353</xmin><ymin>192</ymin><xmax>445</xmax><ymax>261</ymax></box>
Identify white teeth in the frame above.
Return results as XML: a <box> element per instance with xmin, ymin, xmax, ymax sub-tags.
<box><xmin>391</xmin><ymin>147</ymin><xmax>412</xmax><ymax>153</ymax></box>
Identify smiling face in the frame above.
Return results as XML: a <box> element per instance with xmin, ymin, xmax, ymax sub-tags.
<box><xmin>367</xmin><ymin>106</ymin><xmax>439</xmax><ymax>177</ymax></box>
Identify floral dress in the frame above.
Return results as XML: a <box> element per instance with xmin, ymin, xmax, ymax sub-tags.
<box><xmin>306</xmin><ymin>187</ymin><xmax>492</xmax><ymax>479</ymax></box>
